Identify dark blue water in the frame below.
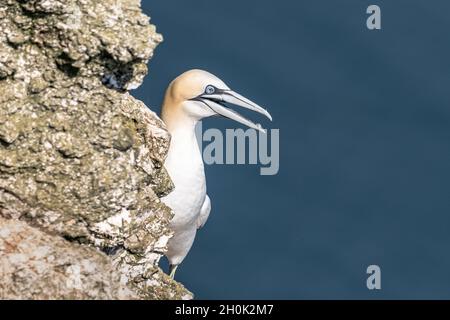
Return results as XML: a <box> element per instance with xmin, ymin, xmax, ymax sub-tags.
<box><xmin>135</xmin><ymin>0</ymin><xmax>450</xmax><ymax>299</ymax></box>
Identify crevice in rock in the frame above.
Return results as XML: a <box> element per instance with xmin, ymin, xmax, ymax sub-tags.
<box><xmin>56</xmin><ymin>53</ymin><xmax>80</xmax><ymax>78</ymax></box>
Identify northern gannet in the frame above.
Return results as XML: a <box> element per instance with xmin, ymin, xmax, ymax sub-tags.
<box><xmin>160</xmin><ymin>69</ymin><xmax>272</xmax><ymax>278</ymax></box>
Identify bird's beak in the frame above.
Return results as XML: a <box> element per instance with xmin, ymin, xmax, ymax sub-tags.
<box><xmin>196</xmin><ymin>90</ymin><xmax>272</xmax><ymax>133</ymax></box>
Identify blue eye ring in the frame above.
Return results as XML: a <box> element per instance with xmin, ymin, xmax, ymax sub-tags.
<box><xmin>205</xmin><ymin>85</ymin><xmax>215</xmax><ymax>94</ymax></box>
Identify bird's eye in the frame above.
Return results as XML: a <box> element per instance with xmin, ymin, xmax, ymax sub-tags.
<box><xmin>205</xmin><ymin>85</ymin><xmax>215</xmax><ymax>95</ymax></box>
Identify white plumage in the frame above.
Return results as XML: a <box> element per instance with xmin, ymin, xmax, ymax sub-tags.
<box><xmin>160</xmin><ymin>70</ymin><xmax>271</xmax><ymax>278</ymax></box>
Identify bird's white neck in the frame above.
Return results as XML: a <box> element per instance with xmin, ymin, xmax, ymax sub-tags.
<box><xmin>164</xmin><ymin>117</ymin><xmax>205</xmax><ymax>185</ymax></box>
<box><xmin>167</xmin><ymin>120</ymin><xmax>201</xmax><ymax>160</ymax></box>
<box><xmin>161</xmin><ymin>97</ymin><xmax>207</xmax><ymax>200</ymax></box>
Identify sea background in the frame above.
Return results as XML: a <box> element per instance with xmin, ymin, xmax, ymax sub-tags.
<box><xmin>134</xmin><ymin>0</ymin><xmax>450</xmax><ymax>299</ymax></box>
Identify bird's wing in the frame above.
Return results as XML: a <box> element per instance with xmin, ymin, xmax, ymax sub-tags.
<box><xmin>196</xmin><ymin>195</ymin><xmax>211</xmax><ymax>229</ymax></box>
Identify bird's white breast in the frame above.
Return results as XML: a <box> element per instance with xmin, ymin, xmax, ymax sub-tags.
<box><xmin>161</xmin><ymin>125</ymin><xmax>206</xmax><ymax>232</ymax></box>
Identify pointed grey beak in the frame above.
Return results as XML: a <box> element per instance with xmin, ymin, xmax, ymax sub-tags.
<box><xmin>196</xmin><ymin>90</ymin><xmax>272</xmax><ymax>133</ymax></box>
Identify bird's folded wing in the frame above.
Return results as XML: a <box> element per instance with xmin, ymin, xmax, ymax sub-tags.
<box><xmin>197</xmin><ymin>195</ymin><xmax>211</xmax><ymax>229</ymax></box>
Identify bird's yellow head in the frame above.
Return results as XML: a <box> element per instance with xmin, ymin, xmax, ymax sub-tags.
<box><xmin>161</xmin><ymin>69</ymin><xmax>272</xmax><ymax>133</ymax></box>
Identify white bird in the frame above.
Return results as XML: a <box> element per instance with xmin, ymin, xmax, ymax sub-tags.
<box><xmin>160</xmin><ymin>69</ymin><xmax>272</xmax><ymax>278</ymax></box>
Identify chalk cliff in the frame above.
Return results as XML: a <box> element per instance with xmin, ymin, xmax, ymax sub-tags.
<box><xmin>0</xmin><ymin>0</ymin><xmax>191</xmax><ymax>299</ymax></box>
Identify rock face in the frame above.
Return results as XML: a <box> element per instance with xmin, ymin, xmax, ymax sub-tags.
<box><xmin>0</xmin><ymin>216</ymin><xmax>137</xmax><ymax>299</ymax></box>
<box><xmin>0</xmin><ymin>0</ymin><xmax>191</xmax><ymax>299</ymax></box>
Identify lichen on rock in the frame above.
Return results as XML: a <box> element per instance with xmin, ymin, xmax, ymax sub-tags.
<box><xmin>0</xmin><ymin>216</ymin><xmax>137</xmax><ymax>299</ymax></box>
<box><xmin>0</xmin><ymin>0</ymin><xmax>192</xmax><ymax>299</ymax></box>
